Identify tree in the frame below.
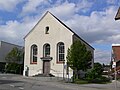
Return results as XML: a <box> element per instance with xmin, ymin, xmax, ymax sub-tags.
<box><xmin>86</xmin><ymin>62</ymin><xmax>109</xmax><ymax>83</ymax></box>
<box><xmin>86</xmin><ymin>63</ymin><xmax>103</xmax><ymax>80</ymax></box>
<box><xmin>5</xmin><ymin>47</ymin><xmax>24</xmax><ymax>74</ymax></box>
<box><xmin>66</xmin><ymin>40</ymin><xmax>92</xmax><ymax>80</ymax></box>
<box><xmin>5</xmin><ymin>47</ymin><xmax>24</xmax><ymax>63</ymax></box>
<box><xmin>93</xmin><ymin>63</ymin><xmax>103</xmax><ymax>77</ymax></box>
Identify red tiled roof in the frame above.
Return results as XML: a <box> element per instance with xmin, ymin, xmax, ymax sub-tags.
<box><xmin>112</xmin><ymin>46</ymin><xmax>120</xmax><ymax>62</ymax></box>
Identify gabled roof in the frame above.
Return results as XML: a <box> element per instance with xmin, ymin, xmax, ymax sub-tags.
<box><xmin>115</xmin><ymin>7</ymin><xmax>120</xmax><ymax>20</ymax></box>
<box><xmin>24</xmin><ymin>11</ymin><xmax>94</xmax><ymax>50</ymax></box>
<box><xmin>24</xmin><ymin>11</ymin><xmax>50</xmax><ymax>39</ymax></box>
<box><xmin>0</xmin><ymin>41</ymin><xmax>23</xmax><ymax>48</ymax></box>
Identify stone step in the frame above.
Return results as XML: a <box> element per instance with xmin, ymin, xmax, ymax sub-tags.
<box><xmin>33</xmin><ymin>73</ymin><xmax>55</xmax><ymax>77</ymax></box>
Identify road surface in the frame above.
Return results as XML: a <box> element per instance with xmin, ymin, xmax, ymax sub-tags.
<box><xmin>0</xmin><ymin>74</ymin><xmax>120</xmax><ymax>90</ymax></box>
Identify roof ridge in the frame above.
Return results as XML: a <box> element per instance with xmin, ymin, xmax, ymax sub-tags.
<box><xmin>48</xmin><ymin>12</ymin><xmax>94</xmax><ymax>50</ymax></box>
<box><xmin>24</xmin><ymin>11</ymin><xmax>94</xmax><ymax>49</ymax></box>
<box><xmin>24</xmin><ymin>11</ymin><xmax>49</xmax><ymax>39</ymax></box>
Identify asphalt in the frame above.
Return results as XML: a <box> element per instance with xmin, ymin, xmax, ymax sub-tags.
<box><xmin>0</xmin><ymin>73</ymin><xmax>120</xmax><ymax>90</ymax></box>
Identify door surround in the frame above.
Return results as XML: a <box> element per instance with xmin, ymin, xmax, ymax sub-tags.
<box><xmin>41</xmin><ymin>57</ymin><xmax>53</xmax><ymax>76</ymax></box>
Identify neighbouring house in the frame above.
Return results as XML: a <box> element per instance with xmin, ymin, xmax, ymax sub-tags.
<box><xmin>23</xmin><ymin>11</ymin><xmax>94</xmax><ymax>78</ymax></box>
<box><xmin>115</xmin><ymin>7</ymin><xmax>120</xmax><ymax>20</ymax></box>
<box><xmin>113</xmin><ymin>7</ymin><xmax>120</xmax><ymax>77</ymax></box>
<box><xmin>0</xmin><ymin>41</ymin><xmax>23</xmax><ymax>72</ymax></box>
<box><xmin>102</xmin><ymin>64</ymin><xmax>111</xmax><ymax>75</ymax></box>
<box><xmin>111</xmin><ymin>44</ymin><xmax>120</xmax><ymax>76</ymax></box>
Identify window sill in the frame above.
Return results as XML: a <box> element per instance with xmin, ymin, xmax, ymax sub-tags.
<box><xmin>30</xmin><ymin>62</ymin><xmax>37</xmax><ymax>64</ymax></box>
<box><xmin>56</xmin><ymin>61</ymin><xmax>65</xmax><ymax>64</ymax></box>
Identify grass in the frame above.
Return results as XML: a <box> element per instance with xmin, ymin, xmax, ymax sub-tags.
<box><xmin>71</xmin><ymin>78</ymin><xmax>111</xmax><ymax>84</ymax></box>
<box><xmin>74</xmin><ymin>79</ymin><xmax>89</xmax><ymax>84</ymax></box>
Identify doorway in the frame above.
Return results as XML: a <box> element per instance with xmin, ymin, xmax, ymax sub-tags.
<box><xmin>43</xmin><ymin>60</ymin><xmax>50</xmax><ymax>76</ymax></box>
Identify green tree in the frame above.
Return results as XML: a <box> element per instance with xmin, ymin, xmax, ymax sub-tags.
<box><xmin>66</xmin><ymin>40</ymin><xmax>92</xmax><ymax>80</ymax></box>
<box><xmin>5</xmin><ymin>47</ymin><xmax>24</xmax><ymax>74</ymax></box>
<box><xmin>94</xmin><ymin>63</ymin><xmax>103</xmax><ymax>75</ymax></box>
<box><xmin>5</xmin><ymin>47</ymin><xmax>24</xmax><ymax>63</ymax></box>
<box><xmin>86</xmin><ymin>62</ymin><xmax>103</xmax><ymax>81</ymax></box>
<box><xmin>85</xmin><ymin>63</ymin><xmax>110</xmax><ymax>83</ymax></box>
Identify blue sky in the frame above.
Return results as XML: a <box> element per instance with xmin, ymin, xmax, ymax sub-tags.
<box><xmin>0</xmin><ymin>0</ymin><xmax>120</xmax><ymax>64</ymax></box>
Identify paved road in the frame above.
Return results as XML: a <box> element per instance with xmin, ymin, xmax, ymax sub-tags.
<box><xmin>0</xmin><ymin>74</ymin><xmax>120</xmax><ymax>90</ymax></box>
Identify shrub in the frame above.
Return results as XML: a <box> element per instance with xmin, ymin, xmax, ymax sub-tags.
<box><xmin>87</xmin><ymin>76</ymin><xmax>110</xmax><ymax>83</ymax></box>
<box><xmin>85</xmin><ymin>62</ymin><xmax>110</xmax><ymax>83</ymax></box>
<box><xmin>6</xmin><ymin>63</ymin><xmax>23</xmax><ymax>74</ymax></box>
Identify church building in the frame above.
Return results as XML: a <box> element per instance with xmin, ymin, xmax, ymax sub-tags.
<box><xmin>23</xmin><ymin>11</ymin><xmax>94</xmax><ymax>78</ymax></box>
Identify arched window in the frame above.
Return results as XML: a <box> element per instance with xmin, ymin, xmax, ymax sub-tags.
<box><xmin>57</xmin><ymin>42</ymin><xmax>65</xmax><ymax>62</ymax></box>
<box><xmin>43</xmin><ymin>44</ymin><xmax>50</xmax><ymax>57</ymax></box>
<box><xmin>30</xmin><ymin>44</ymin><xmax>37</xmax><ymax>64</ymax></box>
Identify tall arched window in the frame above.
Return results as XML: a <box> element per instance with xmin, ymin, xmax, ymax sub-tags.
<box><xmin>30</xmin><ymin>44</ymin><xmax>38</xmax><ymax>64</ymax></box>
<box><xmin>43</xmin><ymin>44</ymin><xmax>50</xmax><ymax>57</ymax></box>
<box><xmin>57</xmin><ymin>42</ymin><xmax>65</xmax><ymax>62</ymax></box>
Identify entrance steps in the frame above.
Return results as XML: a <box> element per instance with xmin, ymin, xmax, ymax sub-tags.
<box><xmin>33</xmin><ymin>73</ymin><xmax>55</xmax><ymax>77</ymax></box>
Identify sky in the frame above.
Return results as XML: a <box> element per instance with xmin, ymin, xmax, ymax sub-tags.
<box><xmin>0</xmin><ymin>0</ymin><xmax>120</xmax><ymax>64</ymax></box>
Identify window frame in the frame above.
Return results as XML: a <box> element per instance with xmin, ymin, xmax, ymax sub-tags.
<box><xmin>43</xmin><ymin>43</ymin><xmax>50</xmax><ymax>57</ymax></box>
<box><xmin>57</xmin><ymin>42</ymin><xmax>65</xmax><ymax>63</ymax></box>
<box><xmin>45</xmin><ymin>26</ymin><xmax>49</xmax><ymax>34</ymax></box>
<box><xmin>30</xmin><ymin>44</ymin><xmax>38</xmax><ymax>64</ymax></box>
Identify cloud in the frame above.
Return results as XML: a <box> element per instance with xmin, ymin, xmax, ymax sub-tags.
<box><xmin>106</xmin><ymin>0</ymin><xmax>116</xmax><ymax>5</ymax></box>
<box><xmin>95</xmin><ymin>48</ymin><xmax>111</xmax><ymax>64</ymax></box>
<box><xmin>21</xmin><ymin>0</ymin><xmax>48</xmax><ymax>16</ymax></box>
<box><xmin>76</xmin><ymin>0</ymin><xmax>93</xmax><ymax>13</ymax></box>
<box><xmin>0</xmin><ymin>16</ymin><xmax>38</xmax><ymax>45</ymax></box>
<box><xmin>48</xmin><ymin>1</ymin><xmax>76</xmax><ymax>20</ymax></box>
<box><xmin>65</xmin><ymin>6</ymin><xmax>120</xmax><ymax>44</ymax></box>
<box><xmin>0</xmin><ymin>0</ymin><xmax>119</xmax><ymax>64</ymax></box>
<box><xmin>47</xmin><ymin>0</ymin><xmax>93</xmax><ymax>20</ymax></box>
<box><xmin>0</xmin><ymin>0</ymin><xmax>24</xmax><ymax>12</ymax></box>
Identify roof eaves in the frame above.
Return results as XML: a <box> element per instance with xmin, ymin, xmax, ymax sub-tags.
<box><xmin>74</xmin><ymin>33</ymin><xmax>95</xmax><ymax>50</ymax></box>
<box><xmin>24</xmin><ymin>11</ymin><xmax>49</xmax><ymax>39</ymax></box>
<box><xmin>1</xmin><ymin>41</ymin><xmax>23</xmax><ymax>47</ymax></box>
<box><xmin>49</xmin><ymin>12</ymin><xmax>94</xmax><ymax>50</ymax></box>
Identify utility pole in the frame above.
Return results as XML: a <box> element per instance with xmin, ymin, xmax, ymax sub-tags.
<box><xmin>113</xmin><ymin>62</ymin><xmax>117</xmax><ymax>90</ymax></box>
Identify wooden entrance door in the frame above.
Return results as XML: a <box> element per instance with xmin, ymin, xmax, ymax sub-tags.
<box><xmin>43</xmin><ymin>61</ymin><xmax>50</xmax><ymax>76</ymax></box>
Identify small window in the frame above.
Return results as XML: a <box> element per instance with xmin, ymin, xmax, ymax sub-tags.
<box><xmin>45</xmin><ymin>26</ymin><xmax>49</xmax><ymax>34</ymax></box>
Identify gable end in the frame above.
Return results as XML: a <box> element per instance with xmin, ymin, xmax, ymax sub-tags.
<box><xmin>115</xmin><ymin>7</ymin><xmax>120</xmax><ymax>20</ymax></box>
<box><xmin>24</xmin><ymin>11</ymin><xmax>94</xmax><ymax>50</ymax></box>
<box><xmin>49</xmin><ymin>12</ymin><xmax>94</xmax><ymax>50</ymax></box>
<box><xmin>24</xmin><ymin>11</ymin><xmax>50</xmax><ymax>39</ymax></box>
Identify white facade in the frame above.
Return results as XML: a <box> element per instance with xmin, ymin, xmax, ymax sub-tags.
<box><xmin>23</xmin><ymin>11</ymin><xmax>94</xmax><ymax>78</ymax></box>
